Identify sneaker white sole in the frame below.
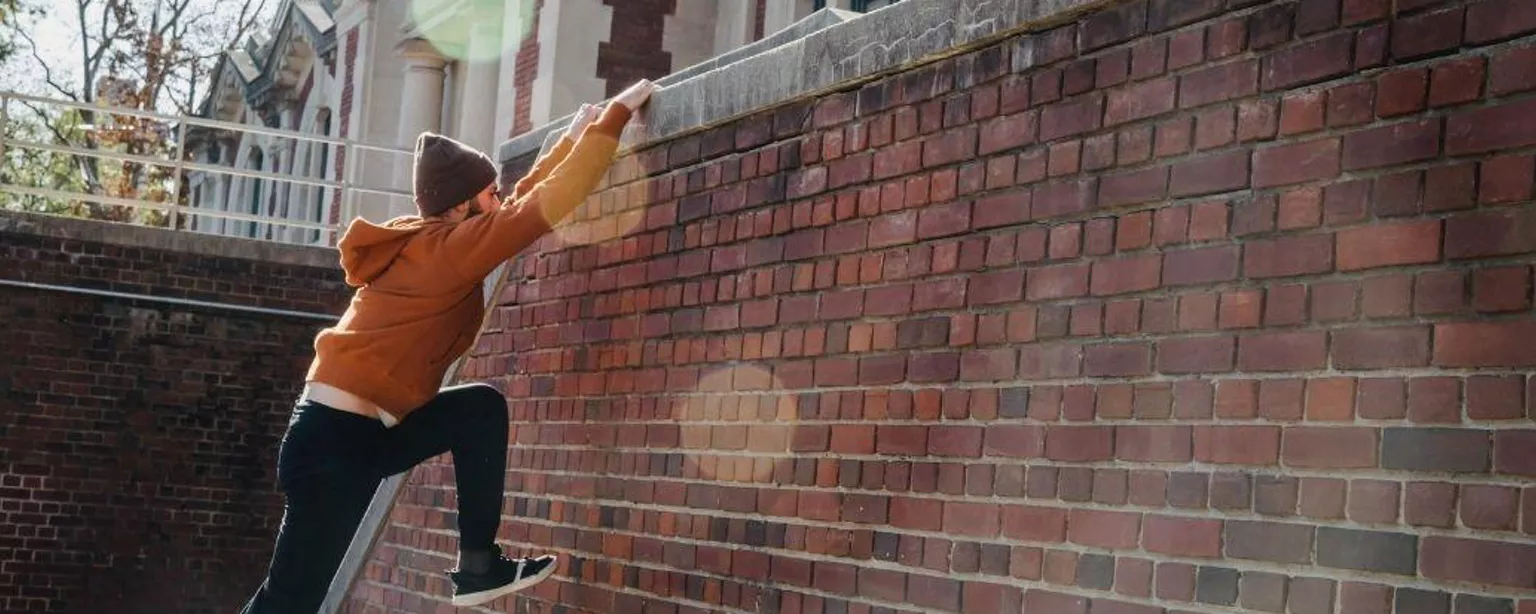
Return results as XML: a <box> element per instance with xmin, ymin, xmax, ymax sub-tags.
<box><xmin>450</xmin><ymin>560</ymin><xmax>557</xmax><ymax>607</ymax></box>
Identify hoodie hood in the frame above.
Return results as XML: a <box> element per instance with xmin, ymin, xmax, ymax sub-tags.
<box><xmin>337</xmin><ymin>215</ymin><xmax>435</xmax><ymax>286</ymax></box>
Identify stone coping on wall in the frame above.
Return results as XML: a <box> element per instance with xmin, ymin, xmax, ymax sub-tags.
<box><xmin>0</xmin><ymin>210</ymin><xmax>338</xmax><ymax>269</ymax></box>
<box><xmin>496</xmin><ymin>0</ymin><xmax>1115</xmax><ymax>165</ymax></box>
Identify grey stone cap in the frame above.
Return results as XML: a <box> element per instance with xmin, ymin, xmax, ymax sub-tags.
<box><xmin>497</xmin><ymin>0</ymin><xmax>1108</xmax><ymax>164</ymax></box>
<box><xmin>0</xmin><ymin>210</ymin><xmax>338</xmax><ymax>268</ymax></box>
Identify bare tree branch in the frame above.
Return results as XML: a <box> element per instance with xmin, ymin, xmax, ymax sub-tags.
<box><xmin>11</xmin><ymin>25</ymin><xmax>77</xmax><ymax>99</ymax></box>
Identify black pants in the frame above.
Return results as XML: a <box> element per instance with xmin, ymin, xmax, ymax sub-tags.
<box><xmin>239</xmin><ymin>383</ymin><xmax>510</xmax><ymax>614</ymax></box>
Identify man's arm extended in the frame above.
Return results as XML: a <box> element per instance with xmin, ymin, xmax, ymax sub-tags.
<box><xmin>507</xmin><ymin>103</ymin><xmax>600</xmax><ymax>200</ymax></box>
<box><xmin>441</xmin><ymin>103</ymin><xmax>634</xmax><ymax>282</ymax></box>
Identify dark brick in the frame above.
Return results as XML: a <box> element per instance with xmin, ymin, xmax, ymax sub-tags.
<box><xmin>1224</xmin><ymin>520</ymin><xmax>1314</xmax><ymax>564</ymax></box>
<box><xmin>1077</xmin><ymin>554</ymin><xmax>1115</xmax><ymax>590</ymax></box>
<box><xmin>1382</xmin><ymin>428</ymin><xmax>1491</xmax><ymax>473</ymax></box>
<box><xmin>1196</xmin><ymin>566</ymin><xmax>1240</xmax><ymax>605</ymax></box>
<box><xmin>1316</xmin><ymin>528</ymin><xmax>1418</xmax><ymax>575</ymax></box>
<box><xmin>1396</xmin><ymin>588</ymin><xmax>1451</xmax><ymax>614</ymax></box>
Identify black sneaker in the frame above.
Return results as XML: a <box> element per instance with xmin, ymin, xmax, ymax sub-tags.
<box><xmin>449</xmin><ymin>552</ymin><xmax>558</xmax><ymax>607</ymax></box>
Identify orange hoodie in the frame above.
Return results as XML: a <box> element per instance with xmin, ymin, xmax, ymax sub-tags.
<box><xmin>305</xmin><ymin>104</ymin><xmax>633</xmax><ymax>420</ymax></box>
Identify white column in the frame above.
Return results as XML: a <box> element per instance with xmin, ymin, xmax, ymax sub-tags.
<box><xmin>395</xmin><ymin>38</ymin><xmax>448</xmax><ymax>186</ymax></box>
<box><xmin>714</xmin><ymin>0</ymin><xmax>754</xmax><ymax>53</ymax></box>
<box><xmin>763</xmin><ymin>0</ymin><xmax>819</xmax><ymax>36</ymax></box>
<box><xmin>456</xmin><ymin>18</ymin><xmax>503</xmax><ymax>154</ymax></box>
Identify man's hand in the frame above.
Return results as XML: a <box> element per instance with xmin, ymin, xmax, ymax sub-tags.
<box><xmin>613</xmin><ymin>79</ymin><xmax>657</xmax><ymax>112</ymax></box>
<box><xmin>566</xmin><ymin>103</ymin><xmax>603</xmax><ymax>138</ymax></box>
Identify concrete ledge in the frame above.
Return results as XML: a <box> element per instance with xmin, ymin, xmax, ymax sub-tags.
<box><xmin>0</xmin><ymin>210</ymin><xmax>339</xmax><ymax>269</ymax></box>
<box><xmin>497</xmin><ymin>0</ymin><xmax>1111</xmax><ymax>165</ymax></box>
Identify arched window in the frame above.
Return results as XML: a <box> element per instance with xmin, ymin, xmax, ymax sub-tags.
<box><xmin>245</xmin><ymin>147</ymin><xmax>264</xmax><ymax>239</ymax></box>
<box><xmin>310</xmin><ymin>108</ymin><xmax>333</xmax><ymax>244</ymax></box>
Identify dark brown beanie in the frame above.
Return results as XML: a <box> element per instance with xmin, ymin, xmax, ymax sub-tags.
<box><xmin>412</xmin><ymin>132</ymin><xmax>498</xmax><ymax>217</ymax></box>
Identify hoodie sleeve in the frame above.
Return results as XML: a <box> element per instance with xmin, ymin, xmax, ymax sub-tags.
<box><xmin>440</xmin><ymin>104</ymin><xmax>633</xmax><ymax>283</ymax></box>
<box><xmin>509</xmin><ymin>135</ymin><xmax>575</xmax><ymax>201</ymax></box>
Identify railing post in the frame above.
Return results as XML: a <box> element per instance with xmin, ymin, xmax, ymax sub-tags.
<box><xmin>1</xmin><ymin>95</ymin><xmax>10</xmax><ymax>175</ymax></box>
<box><xmin>168</xmin><ymin>120</ymin><xmax>188</xmax><ymax>230</ymax></box>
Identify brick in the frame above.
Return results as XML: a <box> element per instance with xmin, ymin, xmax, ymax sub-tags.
<box><xmin>1340</xmin><ymin>583</ymin><xmax>1393</xmax><ymax>614</ymax></box>
<box><xmin>1155</xmin><ymin>335</ymin><xmax>1235</xmax><ymax>374</ymax></box>
<box><xmin>1435</xmin><ymin>321</ymin><xmax>1536</xmax><ymax>368</ymax></box>
<box><xmin>1283</xmin><ymin>427</ymin><xmax>1378</xmax><ymax>469</ymax></box>
<box><xmin>1262</xmin><ymin>32</ymin><xmax>1354</xmax><ymax>90</ymax></box>
<box><xmin>1117</xmin><ymin>426</ymin><xmax>1194</xmax><ymax>462</ymax></box>
<box><xmin>1461</xmin><ymin>485</ymin><xmax>1518</xmax><ymax>530</ymax></box>
<box><xmin>1314</xmin><ymin>528</ymin><xmax>1417</xmax><ymax>575</ymax></box>
<box><xmin>1243</xmin><ymin>234</ymin><xmax>1334</xmax><ymax>279</ymax></box>
<box><xmin>1497</xmin><ymin>431</ymin><xmax>1536</xmax><ymax>476</ymax></box>
<box><xmin>1144</xmin><ymin>516</ymin><xmax>1221</xmax><ymax>558</ymax></box>
<box><xmin>1253</xmin><ymin>138</ymin><xmax>1342</xmax><ymax>188</ymax></box>
<box><xmin>890</xmin><ymin>496</ymin><xmax>942</xmax><ymax>531</ymax></box>
<box><xmin>1238</xmin><ymin>98</ymin><xmax>1279</xmax><ymax>142</ymax></box>
<box><xmin>1342</xmin><ymin>119</ymin><xmax>1443</xmax><ymax>171</ymax></box>
<box><xmin>1491</xmin><ymin>46</ymin><xmax>1536</xmax><ymax>97</ymax></box>
<box><xmin>1098</xmin><ymin>166</ymin><xmax>1170</xmax><ymax>208</ymax></box>
<box><xmin>979</xmin><ymin>112</ymin><xmax>1039</xmax><ymax>156</ymax></box>
<box><xmin>1348</xmin><ymin>479</ymin><xmax>1401</xmax><ymax>524</ymax></box>
<box><xmin>962</xmin><ymin>582</ymin><xmax>1021</xmax><ymax>614</ymax></box>
<box><xmin>1382</xmin><ymin>428</ymin><xmax>1491</xmax><ymax>473</ymax></box>
<box><xmin>1239</xmin><ymin>571</ymin><xmax>1288</xmax><ymax>612</ymax></box>
<box><xmin>1468</xmin><ymin>0</ymin><xmax>1536</xmax><ymax>44</ymax></box>
<box><xmin>1082</xmin><ymin>0</ymin><xmax>1149</xmax><ymax>49</ymax></box>
<box><xmin>1333</xmin><ymin>326</ymin><xmax>1432</xmax><ymax>369</ymax></box>
<box><xmin>1040</xmin><ymin>95</ymin><xmax>1105</xmax><ymax>142</ymax></box>
<box><xmin>1396</xmin><ymin>588</ymin><xmax>1451</xmax><ymax>614</ymax></box>
<box><xmin>1468</xmin><ymin>375</ymin><xmax>1526</xmax><ymax>420</ymax></box>
<box><xmin>1107</xmin><ymin>77</ymin><xmax>1177</xmax><ymax>126</ymax></box>
<box><xmin>1301</xmin><ymin>478</ymin><xmax>1348</xmax><ymax>519</ymax></box>
<box><xmin>1225</xmin><ymin>520</ymin><xmax>1314</xmax><ymax>564</ymax></box>
<box><xmin>1027</xmin><ymin>263</ymin><xmax>1090</xmax><ymax>301</ymax></box>
<box><xmin>1156</xmin><ymin>562</ymin><xmax>1197</xmax><ymax>601</ymax></box>
<box><xmin>1148</xmin><ymin>0</ymin><xmax>1222</xmax><ymax>31</ymax></box>
<box><xmin>1448</xmin><ymin>98</ymin><xmax>1536</xmax><ymax>155</ymax></box>
<box><xmin>1067</xmin><ymin>509</ymin><xmax>1141</xmax><ymax>549</ymax></box>
<box><xmin>1248</xmin><ymin>3</ymin><xmax>1296</xmax><ymax>50</ymax></box>
<box><xmin>1085</xmin><ymin>342</ymin><xmax>1152</xmax><ymax>377</ymax></box>
<box><xmin>1457</xmin><ymin>595</ymin><xmax>1517</xmax><ymax>614</ymax></box>
<box><xmin>1002</xmin><ymin>505</ymin><xmax>1067</xmax><ymax>542</ymax></box>
<box><xmin>1445</xmin><ymin>208</ymin><xmax>1536</xmax><ymax>260</ymax></box>
<box><xmin>1238</xmin><ymin>331</ymin><xmax>1327</xmax><ymax>372</ymax></box>
<box><xmin>1281</xmin><ymin>90</ymin><xmax>1326</xmax><ymax>136</ymax></box>
<box><xmin>1421</xmin><ymin>537</ymin><xmax>1536</xmax><ymax>589</ymax></box>
<box><xmin>1195</xmin><ymin>425</ymin><xmax>1280</xmax><ymax>465</ymax></box>
<box><xmin>1031</xmin><ymin>179</ymin><xmax>1096</xmax><ymax>220</ymax></box>
<box><xmin>1195</xmin><ymin>566</ymin><xmax>1239</xmax><ymax>606</ymax></box>
<box><xmin>1406</xmin><ymin>482</ymin><xmax>1458</xmax><ymax>528</ymax></box>
<box><xmin>985</xmin><ymin>424</ymin><xmax>1044</xmax><ymax>459</ymax></box>
<box><xmin>1171</xmin><ymin>150</ymin><xmax>1250</xmax><ymax>197</ymax></box>
<box><xmin>1289</xmin><ymin>578</ymin><xmax>1337</xmax><ymax>614</ymax></box>
<box><xmin>1179</xmin><ymin>60</ymin><xmax>1260</xmax><ymax>109</ymax></box>
<box><xmin>909</xmin><ymin>576</ymin><xmax>962</xmax><ymax>612</ymax></box>
<box><xmin>1407</xmin><ymin>376</ymin><xmax>1461</xmax><ymax>424</ymax></box>
<box><xmin>1091</xmin><ymin>255</ymin><xmax>1161</xmax><ymax>297</ymax></box>
<box><xmin>1046</xmin><ymin>426</ymin><xmax>1114</xmax><ymax>462</ymax></box>
<box><xmin>1026</xmin><ymin>590</ymin><xmax>1089</xmax><ymax>614</ymax></box>
<box><xmin>1430</xmin><ymin>57</ymin><xmax>1486</xmax><ymax>107</ymax></box>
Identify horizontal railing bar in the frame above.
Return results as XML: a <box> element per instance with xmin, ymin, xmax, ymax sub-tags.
<box><xmin>0</xmin><ymin>184</ymin><xmax>340</xmax><ymax>232</ymax></box>
<box><xmin>1</xmin><ymin>91</ymin><xmax>412</xmax><ymax>155</ymax></box>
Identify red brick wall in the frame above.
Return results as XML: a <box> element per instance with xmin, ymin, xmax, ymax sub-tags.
<box><xmin>513</xmin><ymin>0</ymin><xmax>546</xmax><ymax>136</ymax></box>
<box><xmin>0</xmin><ymin>215</ymin><xmax>350</xmax><ymax>614</ymax></box>
<box><xmin>354</xmin><ymin>0</ymin><xmax>1536</xmax><ymax>612</ymax></box>
<box><xmin>598</xmin><ymin>0</ymin><xmax>678</xmax><ymax>97</ymax></box>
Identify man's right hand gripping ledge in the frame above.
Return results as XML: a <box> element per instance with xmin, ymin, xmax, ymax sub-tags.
<box><xmin>442</xmin><ymin>78</ymin><xmax>658</xmax><ymax>283</ymax></box>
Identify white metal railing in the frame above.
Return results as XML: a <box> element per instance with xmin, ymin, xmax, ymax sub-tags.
<box><xmin>0</xmin><ymin>90</ymin><xmax>416</xmax><ymax>244</ymax></box>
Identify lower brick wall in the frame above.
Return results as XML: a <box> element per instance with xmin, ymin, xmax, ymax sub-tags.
<box><xmin>0</xmin><ymin>213</ymin><xmax>350</xmax><ymax>614</ymax></box>
<box><xmin>357</xmin><ymin>1</ymin><xmax>1536</xmax><ymax>613</ymax></box>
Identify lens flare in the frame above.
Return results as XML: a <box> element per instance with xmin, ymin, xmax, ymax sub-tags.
<box><xmin>408</xmin><ymin>0</ymin><xmax>525</xmax><ymax>64</ymax></box>
<box><xmin>673</xmin><ymin>365</ymin><xmax>796</xmax><ymax>484</ymax></box>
